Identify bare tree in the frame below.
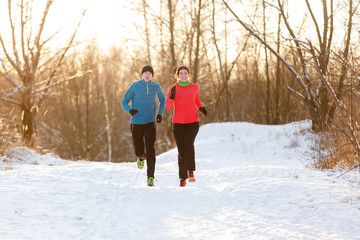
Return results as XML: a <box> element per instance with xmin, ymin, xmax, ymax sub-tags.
<box><xmin>222</xmin><ymin>0</ymin><xmax>358</xmax><ymax>132</ymax></box>
<box><xmin>168</xmin><ymin>0</ymin><xmax>178</xmax><ymax>70</ymax></box>
<box><xmin>191</xmin><ymin>0</ymin><xmax>203</xmax><ymax>83</ymax></box>
<box><xmin>327</xmin><ymin>0</ymin><xmax>358</xmax><ymax>123</ymax></box>
<box><xmin>0</xmin><ymin>0</ymin><xmax>85</xmax><ymax>146</ymax></box>
<box><xmin>142</xmin><ymin>0</ymin><xmax>152</xmax><ymax>64</ymax></box>
<box><xmin>307</xmin><ymin>39</ymin><xmax>360</xmax><ymax>168</ymax></box>
<box><xmin>209</xmin><ymin>0</ymin><xmax>252</xmax><ymax>122</ymax></box>
<box><xmin>278</xmin><ymin>0</ymin><xmax>359</xmax><ymax>131</ymax></box>
<box><xmin>100</xmin><ymin>64</ymin><xmax>112</xmax><ymax>162</ymax></box>
<box><xmin>273</xmin><ymin>7</ymin><xmax>282</xmax><ymax>124</ymax></box>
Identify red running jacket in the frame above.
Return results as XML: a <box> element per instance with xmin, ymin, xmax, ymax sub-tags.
<box><xmin>166</xmin><ymin>82</ymin><xmax>204</xmax><ymax>124</ymax></box>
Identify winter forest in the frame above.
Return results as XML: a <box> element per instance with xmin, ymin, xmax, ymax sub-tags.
<box><xmin>1</xmin><ymin>0</ymin><xmax>360</xmax><ymax>168</ymax></box>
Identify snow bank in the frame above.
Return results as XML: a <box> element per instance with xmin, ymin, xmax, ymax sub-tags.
<box><xmin>0</xmin><ymin>120</ymin><xmax>360</xmax><ymax>240</ymax></box>
<box><xmin>6</xmin><ymin>147</ymin><xmax>69</xmax><ymax>166</ymax></box>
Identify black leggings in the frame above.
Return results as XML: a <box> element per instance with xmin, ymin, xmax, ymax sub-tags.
<box><xmin>131</xmin><ymin>122</ymin><xmax>156</xmax><ymax>178</ymax></box>
<box><xmin>173</xmin><ymin>122</ymin><xmax>199</xmax><ymax>180</ymax></box>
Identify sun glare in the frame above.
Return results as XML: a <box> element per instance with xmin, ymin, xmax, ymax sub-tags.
<box><xmin>48</xmin><ymin>0</ymin><xmax>135</xmax><ymax>48</ymax></box>
<box><xmin>0</xmin><ymin>0</ymin><xmax>346</xmax><ymax>52</ymax></box>
<box><xmin>0</xmin><ymin>0</ymin><xmax>136</xmax><ymax>49</ymax></box>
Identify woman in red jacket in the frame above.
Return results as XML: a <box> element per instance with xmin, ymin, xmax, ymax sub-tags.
<box><xmin>166</xmin><ymin>65</ymin><xmax>207</xmax><ymax>187</ymax></box>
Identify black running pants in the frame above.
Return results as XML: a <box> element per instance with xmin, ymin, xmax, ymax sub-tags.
<box><xmin>172</xmin><ymin>122</ymin><xmax>199</xmax><ymax>180</ymax></box>
<box><xmin>131</xmin><ymin>122</ymin><xmax>156</xmax><ymax>178</ymax></box>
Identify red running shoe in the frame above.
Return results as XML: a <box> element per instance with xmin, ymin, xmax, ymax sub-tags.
<box><xmin>180</xmin><ymin>179</ymin><xmax>186</xmax><ymax>187</ymax></box>
<box><xmin>188</xmin><ymin>172</ymin><xmax>196</xmax><ymax>182</ymax></box>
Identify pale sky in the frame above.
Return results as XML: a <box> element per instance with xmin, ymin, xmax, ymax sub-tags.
<box><xmin>48</xmin><ymin>0</ymin><xmax>137</xmax><ymax>48</ymax></box>
<box><xmin>0</xmin><ymin>0</ymin><xmax>144</xmax><ymax>49</ymax></box>
<box><xmin>0</xmin><ymin>0</ymin><xmax>347</xmax><ymax>53</ymax></box>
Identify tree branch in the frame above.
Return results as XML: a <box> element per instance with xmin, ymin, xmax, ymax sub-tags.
<box><xmin>222</xmin><ymin>0</ymin><xmax>307</xmax><ymax>97</ymax></box>
<box><xmin>36</xmin><ymin>9</ymin><xmax>87</xmax><ymax>107</ymax></box>
<box><xmin>308</xmin><ymin>40</ymin><xmax>360</xmax><ymax>159</ymax></box>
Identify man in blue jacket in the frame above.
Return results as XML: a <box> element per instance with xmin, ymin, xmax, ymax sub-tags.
<box><xmin>121</xmin><ymin>65</ymin><xmax>166</xmax><ymax>186</ymax></box>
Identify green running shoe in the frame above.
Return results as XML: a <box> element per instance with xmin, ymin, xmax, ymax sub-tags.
<box><xmin>137</xmin><ymin>158</ymin><xmax>145</xmax><ymax>169</ymax></box>
<box><xmin>147</xmin><ymin>177</ymin><xmax>154</xmax><ymax>187</ymax></box>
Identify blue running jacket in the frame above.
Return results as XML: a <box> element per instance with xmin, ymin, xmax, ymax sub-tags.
<box><xmin>121</xmin><ymin>79</ymin><xmax>166</xmax><ymax>124</ymax></box>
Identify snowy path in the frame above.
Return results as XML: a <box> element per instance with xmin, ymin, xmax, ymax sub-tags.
<box><xmin>1</xmin><ymin>121</ymin><xmax>360</xmax><ymax>239</ymax></box>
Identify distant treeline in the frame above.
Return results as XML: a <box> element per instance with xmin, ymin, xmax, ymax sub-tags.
<box><xmin>1</xmin><ymin>0</ymin><xmax>359</xmax><ymax>165</ymax></box>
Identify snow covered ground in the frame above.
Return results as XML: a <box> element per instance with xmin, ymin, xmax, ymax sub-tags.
<box><xmin>1</xmin><ymin>121</ymin><xmax>360</xmax><ymax>240</ymax></box>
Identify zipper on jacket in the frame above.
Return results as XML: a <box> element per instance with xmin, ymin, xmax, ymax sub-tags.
<box><xmin>147</xmin><ymin>83</ymin><xmax>149</xmax><ymax>95</ymax></box>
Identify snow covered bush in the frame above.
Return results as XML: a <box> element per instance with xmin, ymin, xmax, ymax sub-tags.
<box><xmin>313</xmin><ymin>130</ymin><xmax>359</xmax><ymax>170</ymax></box>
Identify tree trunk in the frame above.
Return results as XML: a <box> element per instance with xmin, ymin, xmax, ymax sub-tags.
<box><xmin>168</xmin><ymin>0</ymin><xmax>177</xmax><ymax>71</ymax></box>
<box><xmin>21</xmin><ymin>92</ymin><xmax>35</xmax><ymax>146</ymax></box>
<box><xmin>101</xmin><ymin>66</ymin><xmax>112</xmax><ymax>162</ymax></box>
<box><xmin>263</xmin><ymin>0</ymin><xmax>271</xmax><ymax>124</ymax></box>
<box><xmin>327</xmin><ymin>0</ymin><xmax>354</xmax><ymax>124</ymax></box>
<box><xmin>309</xmin><ymin>85</ymin><xmax>329</xmax><ymax>132</ymax></box>
<box><xmin>192</xmin><ymin>0</ymin><xmax>202</xmax><ymax>83</ymax></box>
<box><xmin>142</xmin><ymin>0</ymin><xmax>152</xmax><ymax>64</ymax></box>
<box><xmin>274</xmin><ymin>11</ymin><xmax>282</xmax><ymax>124</ymax></box>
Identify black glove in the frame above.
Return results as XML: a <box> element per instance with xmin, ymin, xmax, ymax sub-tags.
<box><xmin>156</xmin><ymin>114</ymin><xmax>162</xmax><ymax>123</ymax></box>
<box><xmin>129</xmin><ymin>109</ymin><xmax>138</xmax><ymax>116</ymax></box>
<box><xmin>199</xmin><ymin>107</ymin><xmax>207</xmax><ymax>116</ymax></box>
<box><xmin>170</xmin><ymin>86</ymin><xmax>176</xmax><ymax>100</ymax></box>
